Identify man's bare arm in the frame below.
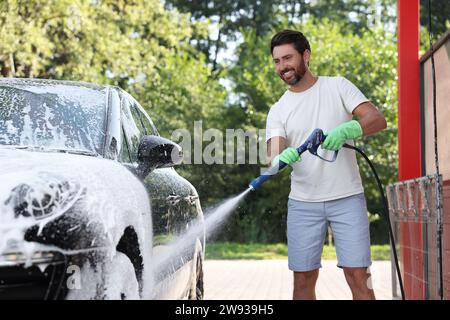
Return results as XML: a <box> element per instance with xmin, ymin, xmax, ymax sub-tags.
<box><xmin>352</xmin><ymin>101</ymin><xmax>387</xmax><ymax>136</ymax></box>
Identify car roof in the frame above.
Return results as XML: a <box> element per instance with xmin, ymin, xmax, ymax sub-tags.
<box><xmin>0</xmin><ymin>77</ymin><xmax>109</xmax><ymax>91</ymax></box>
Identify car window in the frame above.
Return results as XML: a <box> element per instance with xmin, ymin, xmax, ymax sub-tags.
<box><xmin>133</xmin><ymin>103</ymin><xmax>158</xmax><ymax>136</ymax></box>
<box><xmin>130</xmin><ymin>104</ymin><xmax>147</xmax><ymax>135</ymax></box>
<box><xmin>121</xmin><ymin>97</ymin><xmax>142</xmax><ymax>163</ymax></box>
<box><xmin>120</xmin><ymin>126</ymin><xmax>132</xmax><ymax>163</ymax></box>
<box><xmin>0</xmin><ymin>83</ymin><xmax>106</xmax><ymax>154</ymax></box>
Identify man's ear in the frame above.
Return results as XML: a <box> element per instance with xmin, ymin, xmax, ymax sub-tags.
<box><xmin>303</xmin><ymin>50</ymin><xmax>311</xmax><ymax>66</ymax></box>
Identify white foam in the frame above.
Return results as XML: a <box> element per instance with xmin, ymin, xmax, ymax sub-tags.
<box><xmin>0</xmin><ymin>85</ymin><xmax>105</xmax><ymax>153</ymax></box>
<box><xmin>0</xmin><ymin>148</ymin><xmax>153</xmax><ymax>299</ymax></box>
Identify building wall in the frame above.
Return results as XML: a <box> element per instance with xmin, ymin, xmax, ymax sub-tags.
<box><xmin>421</xmin><ymin>30</ymin><xmax>450</xmax><ymax>299</ymax></box>
<box><xmin>422</xmin><ymin>38</ymin><xmax>450</xmax><ymax>180</ymax></box>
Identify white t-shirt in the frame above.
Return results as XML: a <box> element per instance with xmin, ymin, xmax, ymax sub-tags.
<box><xmin>265</xmin><ymin>76</ymin><xmax>369</xmax><ymax>202</ymax></box>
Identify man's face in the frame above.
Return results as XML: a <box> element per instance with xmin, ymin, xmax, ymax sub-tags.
<box><xmin>272</xmin><ymin>43</ymin><xmax>308</xmax><ymax>86</ymax></box>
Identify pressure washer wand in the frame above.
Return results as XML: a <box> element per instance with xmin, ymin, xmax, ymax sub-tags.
<box><xmin>249</xmin><ymin>128</ymin><xmax>336</xmax><ymax>191</ymax></box>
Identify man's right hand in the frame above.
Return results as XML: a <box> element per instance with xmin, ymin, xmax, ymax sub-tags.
<box><xmin>271</xmin><ymin>147</ymin><xmax>301</xmax><ymax>166</ymax></box>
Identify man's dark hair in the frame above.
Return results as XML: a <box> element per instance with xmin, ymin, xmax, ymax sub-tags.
<box><xmin>270</xmin><ymin>29</ymin><xmax>311</xmax><ymax>55</ymax></box>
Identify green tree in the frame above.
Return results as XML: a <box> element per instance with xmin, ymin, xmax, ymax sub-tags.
<box><xmin>0</xmin><ymin>0</ymin><xmax>226</xmax><ymax>139</ymax></box>
<box><xmin>164</xmin><ymin>0</ymin><xmax>279</xmax><ymax>71</ymax></box>
<box><xmin>0</xmin><ymin>1</ymin><xmax>232</xmax><ymax>242</ymax></box>
<box><xmin>5</xmin><ymin>0</ymin><xmax>447</xmax><ymax>245</ymax></box>
<box><xmin>1</xmin><ymin>0</ymin><xmax>193</xmax><ymax>81</ymax></box>
<box><xmin>420</xmin><ymin>0</ymin><xmax>450</xmax><ymax>55</ymax></box>
<box><xmin>164</xmin><ymin>0</ymin><xmax>397</xmax><ymax>72</ymax></box>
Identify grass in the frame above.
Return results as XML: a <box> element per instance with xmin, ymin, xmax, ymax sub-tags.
<box><xmin>205</xmin><ymin>242</ymin><xmax>391</xmax><ymax>261</ymax></box>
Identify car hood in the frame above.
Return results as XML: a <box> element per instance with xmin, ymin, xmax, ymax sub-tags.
<box><xmin>0</xmin><ymin>148</ymin><xmax>152</xmax><ymax>258</ymax></box>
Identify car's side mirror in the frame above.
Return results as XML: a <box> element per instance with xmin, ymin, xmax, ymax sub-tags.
<box><xmin>136</xmin><ymin>135</ymin><xmax>183</xmax><ymax>178</ymax></box>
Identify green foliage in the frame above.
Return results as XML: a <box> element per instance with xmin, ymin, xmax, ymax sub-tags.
<box><xmin>4</xmin><ymin>0</ymin><xmax>448</xmax><ymax>246</ymax></box>
<box><xmin>0</xmin><ymin>0</ymin><xmax>398</xmax><ymax>244</ymax></box>
<box><xmin>0</xmin><ymin>0</ymin><xmax>228</xmax><ymax>224</ymax></box>
<box><xmin>206</xmin><ymin>242</ymin><xmax>288</xmax><ymax>260</ymax></box>
<box><xmin>370</xmin><ymin>244</ymin><xmax>391</xmax><ymax>261</ymax></box>
<box><xmin>205</xmin><ymin>242</ymin><xmax>391</xmax><ymax>260</ymax></box>
<box><xmin>420</xmin><ymin>0</ymin><xmax>450</xmax><ymax>51</ymax></box>
<box><xmin>164</xmin><ymin>0</ymin><xmax>397</xmax><ymax>74</ymax></box>
<box><xmin>1</xmin><ymin>0</ymin><xmax>195</xmax><ymax>81</ymax></box>
<box><xmin>0</xmin><ymin>0</ymin><xmax>226</xmax><ymax>139</ymax></box>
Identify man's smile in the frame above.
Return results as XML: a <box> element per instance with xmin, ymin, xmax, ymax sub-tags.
<box><xmin>283</xmin><ymin>70</ymin><xmax>294</xmax><ymax>78</ymax></box>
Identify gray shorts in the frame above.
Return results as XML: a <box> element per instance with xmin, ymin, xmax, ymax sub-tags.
<box><xmin>287</xmin><ymin>193</ymin><xmax>372</xmax><ymax>272</ymax></box>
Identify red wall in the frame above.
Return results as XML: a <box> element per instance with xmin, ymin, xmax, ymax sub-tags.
<box><xmin>443</xmin><ymin>182</ymin><xmax>450</xmax><ymax>299</ymax></box>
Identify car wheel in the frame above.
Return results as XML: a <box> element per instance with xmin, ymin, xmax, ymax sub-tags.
<box><xmin>189</xmin><ymin>240</ymin><xmax>204</xmax><ymax>300</ymax></box>
<box><xmin>65</xmin><ymin>251</ymin><xmax>140</xmax><ymax>300</ymax></box>
<box><xmin>103</xmin><ymin>252</ymin><xmax>140</xmax><ymax>300</ymax></box>
<box><xmin>194</xmin><ymin>254</ymin><xmax>204</xmax><ymax>300</ymax></box>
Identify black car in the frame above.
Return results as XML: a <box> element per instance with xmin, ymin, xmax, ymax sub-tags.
<box><xmin>0</xmin><ymin>78</ymin><xmax>205</xmax><ymax>300</ymax></box>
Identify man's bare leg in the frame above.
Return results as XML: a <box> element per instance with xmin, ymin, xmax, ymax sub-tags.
<box><xmin>293</xmin><ymin>269</ymin><xmax>319</xmax><ymax>300</ymax></box>
<box><xmin>343</xmin><ymin>267</ymin><xmax>376</xmax><ymax>300</ymax></box>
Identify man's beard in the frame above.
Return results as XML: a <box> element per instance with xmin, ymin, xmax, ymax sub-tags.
<box><xmin>279</xmin><ymin>64</ymin><xmax>306</xmax><ymax>86</ymax></box>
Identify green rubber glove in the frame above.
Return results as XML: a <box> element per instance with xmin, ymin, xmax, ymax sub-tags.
<box><xmin>272</xmin><ymin>147</ymin><xmax>301</xmax><ymax>166</ymax></box>
<box><xmin>322</xmin><ymin>120</ymin><xmax>363</xmax><ymax>151</ymax></box>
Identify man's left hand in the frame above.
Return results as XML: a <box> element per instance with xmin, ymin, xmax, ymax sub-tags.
<box><xmin>322</xmin><ymin>120</ymin><xmax>363</xmax><ymax>151</ymax></box>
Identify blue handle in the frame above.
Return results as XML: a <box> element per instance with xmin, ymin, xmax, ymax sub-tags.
<box><xmin>249</xmin><ymin>128</ymin><xmax>338</xmax><ymax>191</ymax></box>
<box><xmin>296</xmin><ymin>128</ymin><xmax>325</xmax><ymax>156</ymax></box>
<box><xmin>249</xmin><ymin>160</ymin><xmax>288</xmax><ymax>190</ymax></box>
<box><xmin>297</xmin><ymin>128</ymin><xmax>338</xmax><ymax>162</ymax></box>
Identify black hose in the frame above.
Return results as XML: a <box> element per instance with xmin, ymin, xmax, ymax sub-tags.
<box><xmin>427</xmin><ymin>0</ymin><xmax>444</xmax><ymax>301</ymax></box>
<box><xmin>343</xmin><ymin>143</ymin><xmax>405</xmax><ymax>300</ymax></box>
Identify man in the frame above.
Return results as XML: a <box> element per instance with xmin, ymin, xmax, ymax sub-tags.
<box><xmin>266</xmin><ymin>29</ymin><xmax>386</xmax><ymax>300</ymax></box>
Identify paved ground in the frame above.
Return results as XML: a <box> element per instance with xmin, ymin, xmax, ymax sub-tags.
<box><xmin>204</xmin><ymin>259</ymin><xmax>393</xmax><ymax>300</ymax></box>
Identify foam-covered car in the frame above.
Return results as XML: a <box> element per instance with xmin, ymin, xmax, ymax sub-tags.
<box><xmin>0</xmin><ymin>78</ymin><xmax>205</xmax><ymax>300</ymax></box>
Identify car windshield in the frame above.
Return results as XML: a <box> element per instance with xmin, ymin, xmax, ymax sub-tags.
<box><xmin>0</xmin><ymin>82</ymin><xmax>107</xmax><ymax>155</ymax></box>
